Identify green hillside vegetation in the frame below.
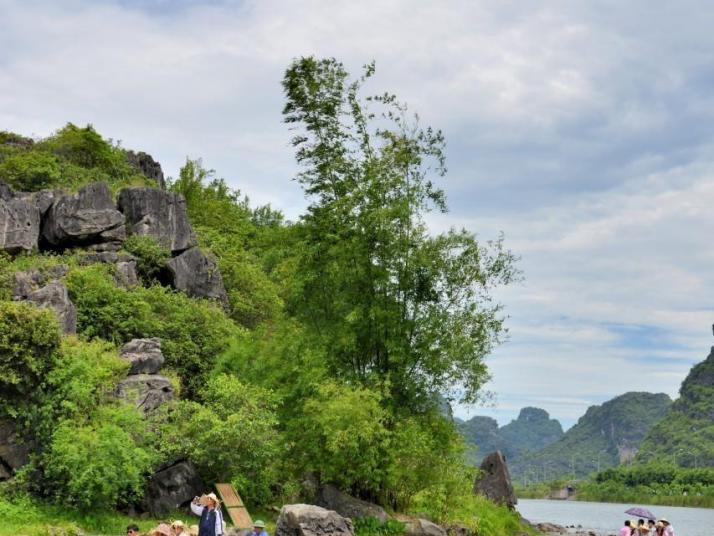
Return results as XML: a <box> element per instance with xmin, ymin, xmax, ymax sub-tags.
<box><xmin>0</xmin><ymin>57</ymin><xmax>530</xmax><ymax>535</ymax></box>
<box><xmin>635</xmin><ymin>345</ymin><xmax>714</xmax><ymax>468</ymax></box>
<box><xmin>511</xmin><ymin>392</ymin><xmax>671</xmax><ymax>481</ymax></box>
<box><xmin>458</xmin><ymin>408</ymin><xmax>563</xmax><ymax>465</ymax></box>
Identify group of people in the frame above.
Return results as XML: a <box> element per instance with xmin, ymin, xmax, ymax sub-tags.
<box><xmin>620</xmin><ymin>518</ymin><xmax>675</xmax><ymax>536</ymax></box>
<box><xmin>126</xmin><ymin>492</ymin><xmax>269</xmax><ymax>536</ymax></box>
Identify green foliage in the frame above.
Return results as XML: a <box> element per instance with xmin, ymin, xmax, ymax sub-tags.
<box><xmin>0</xmin><ymin>123</ymin><xmax>153</xmax><ymax>193</ymax></box>
<box><xmin>0</xmin><ymin>301</ymin><xmax>60</xmax><ymax>406</ymax></box>
<box><xmin>122</xmin><ymin>235</ymin><xmax>170</xmax><ymax>285</ymax></box>
<box><xmin>64</xmin><ymin>264</ymin><xmax>237</xmax><ymax>398</ymax></box>
<box><xmin>154</xmin><ymin>374</ymin><xmax>280</xmax><ymax>506</ymax></box>
<box><xmin>40</xmin><ymin>405</ymin><xmax>154</xmax><ymax>510</ymax></box>
<box><xmin>170</xmin><ymin>158</ymin><xmax>285</xmax><ymax>327</ymax></box>
<box><xmin>296</xmin><ymin>381</ymin><xmax>389</xmax><ymax>493</ymax></box>
<box><xmin>354</xmin><ymin>518</ymin><xmax>405</xmax><ymax>536</ymax></box>
<box><xmin>0</xmin><ymin>151</ymin><xmax>63</xmax><ymax>190</ymax></box>
<box><xmin>282</xmin><ymin>57</ymin><xmax>518</xmax><ymax>410</ymax></box>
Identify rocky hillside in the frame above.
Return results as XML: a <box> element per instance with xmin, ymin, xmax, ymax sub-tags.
<box><xmin>636</xmin><ymin>337</ymin><xmax>714</xmax><ymax>467</ymax></box>
<box><xmin>458</xmin><ymin>407</ymin><xmax>564</xmax><ymax>464</ymax></box>
<box><xmin>511</xmin><ymin>392</ymin><xmax>672</xmax><ymax>480</ymax></box>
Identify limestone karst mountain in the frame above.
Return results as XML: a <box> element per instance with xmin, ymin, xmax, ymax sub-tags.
<box><xmin>510</xmin><ymin>392</ymin><xmax>672</xmax><ymax>480</ymax></box>
<box><xmin>636</xmin><ymin>338</ymin><xmax>714</xmax><ymax>467</ymax></box>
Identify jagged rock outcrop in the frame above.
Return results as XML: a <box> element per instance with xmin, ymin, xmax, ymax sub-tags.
<box><xmin>42</xmin><ymin>182</ymin><xmax>125</xmax><ymax>248</ymax></box>
<box><xmin>0</xmin><ymin>196</ymin><xmax>40</xmax><ymax>253</ymax></box>
<box><xmin>12</xmin><ymin>266</ymin><xmax>76</xmax><ymax>334</ymax></box>
<box><xmin>119</xmin><ymin>338</ymin><xmax>164</xmax><ymax>375</ymax></box>
<box><xmin>24</xmin><ymin>281</ymin><xmax>77</xmax><ymax>334</ymax></box>
<box><xmin>126</xmin><ymin>151</ymin><xmax>166</xmax><ymax>190</ymax></box>
<box><xmin>0</xmin><ymin>419</ymin><xmax>31</xmax><ymax>481</ymax></box>
<box><xmin>166</xmin><ymin>247</ymin><xmax>228</xmax><ymax>307</ymax></box>
<box><xmin>114</xmin><ymin>338</ymin><xmax>173</xmax><ymax>414</ymax></box>
<box><xmin>115</xmin><ymin>374</ymin><xmax>174</xmax><ymax>414</ymax></box>
<box><xmin>316</xmin><ymin>483</ymin><xmax>388</xmax><ymax>523</ymax></box>
<box><xmin>275</xmin><ymin>504</ymin><xmax>354</xmax><ymax>536</ymax></box>
<box><xmin>117</xmin><ymin>188</ymin><xmax>196</xmax><ymax>252</ymax></box>
<box><xmin>143</xmin><ymin>460</ymin><xmax>203</xmax><ymax>516</ymax></box>
<box><xmin>18</xmin><ymin>189</ymin><xmax>61</xmax><ymax>216</ymax></box>
<box><xmin>473</xmin><ymin>451</ymin><xmax>516</xmax><ymax>509</ymax></box>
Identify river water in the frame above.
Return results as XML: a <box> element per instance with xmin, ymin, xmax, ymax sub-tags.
<box><xmin>517</xmin><ymin>499</ymin><xmax>713</xmax><ymax>536</ymax></box>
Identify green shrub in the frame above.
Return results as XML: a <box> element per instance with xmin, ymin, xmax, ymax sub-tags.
<box><xmin>41</xmin><ymin>405</ymin><xmax>154</xmax><ymax>510</ymax></box>
<box><xmin>354</xmin><ymin>517</ymin><xmax>405</xmax><ymax>536</ymax></box>
<box><xmin>0</xmin><ymin>301</ymin><xmax>61</xmax><ymax>406</ymax></box>
<box><xmin>64</xmin><ymin>264</ymin><xmax>238</xmax><ymax>398</ymax></box>
<box><xmin>154</xmin><ymin>374</ymin><xmax>280</xmax><ymax>505</ymax></box>
<box><xmin>0</xmin><ymin>152</ymin><xmax>63</xmax><ymax>190</ymax></box>
<box><xmin>122</xmin><ymin>235</ymin><xmax>170</xmax><ymax>285</ymax></box>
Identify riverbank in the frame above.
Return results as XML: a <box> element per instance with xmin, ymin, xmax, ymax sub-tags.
<box><xmin>517</xmin><ymin>498</ymin><xmax>712</xmax><ymax>536</ymax></box>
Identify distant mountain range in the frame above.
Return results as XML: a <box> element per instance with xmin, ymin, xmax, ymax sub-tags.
<box><xmin>635</xmin><ymin>342</ymin><xmax>714</xmax><ymax>467</ymax></box>
<box><xmin>458</xmin><ymin>331</ymin><xmax>714</xmax><ymax>480</ymax></box>
<box><xmin>457</xmin><ymin>407</ymin><xmax>563</xmax><ymax>465</ymax></box>
<box><xmin>458</xmin><ymin>392</ymin><xmax>672</xmax><ymax>481</ymax></box>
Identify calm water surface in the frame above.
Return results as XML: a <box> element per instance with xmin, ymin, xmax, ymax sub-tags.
<box><xmin>517</xmin><ymin>499</ymin><xmax>714</xmax><ymax>536</ymax></box>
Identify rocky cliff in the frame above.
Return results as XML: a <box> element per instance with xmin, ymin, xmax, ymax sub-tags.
<box><xmin>636</xmin><ymin>336</ymin><xmax>714</xmax><ymax>467</ymax></box>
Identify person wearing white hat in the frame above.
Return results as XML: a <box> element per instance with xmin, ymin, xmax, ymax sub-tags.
<box><xmin>658</xmin><ymin>519</ymin><xmax>674</xmax><ymax>536</ymax></box>
<box><xmin>191</xmin><ymin>493</ymin><xmax>225</xmax><ymax>536</ymax></box>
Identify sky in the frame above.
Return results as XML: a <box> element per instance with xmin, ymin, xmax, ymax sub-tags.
<box><xmin>2</xmin><ymin>0</ymin><xmax>713</xmax><ymax>428</ymax></box>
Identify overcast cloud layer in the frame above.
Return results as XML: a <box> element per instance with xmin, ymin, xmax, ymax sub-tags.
<box><xmin>2</xmin><ymin>0</ymin><xmax>713</xmax><ymax>428</ymax></box>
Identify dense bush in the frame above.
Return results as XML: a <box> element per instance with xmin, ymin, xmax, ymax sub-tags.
<box><xmin>122</xmin><ymin>235</ymin><xmax>170</xmax><ymax>285</ymax></box>
<box><xmin>0</xmin><ymin>301</ymin><xmax>60</xmax><ymax>407</ymax></box>
<box><xmin>0</xmin><ymin>151</ymin><xmax>63</xmax><ymax>190</ymax></box>
<box><xmin>153</xmin><ymin>374</ymin><xmax>280</xmax><ymax>506</ymax></box>
<box><xmin>41</xmin><ymin>405</ymin><xmax>154</xmax><ymax>510</ymax></box>
<box><xmin>64</xmin><ymin>264</ymin><xmax>238</xmax><ymax>398</ymax></box>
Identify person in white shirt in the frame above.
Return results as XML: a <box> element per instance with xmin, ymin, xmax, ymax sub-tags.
<box><xmin>190</xmin><ymin>493</ymin><xmax>224</xmax><ymax>536</ymax></box>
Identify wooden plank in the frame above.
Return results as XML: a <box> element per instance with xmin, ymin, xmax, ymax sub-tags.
<box><xmin>216</xmin><ymin>483</ymin><xmax>253</xmax><ymax>529</ymax></box>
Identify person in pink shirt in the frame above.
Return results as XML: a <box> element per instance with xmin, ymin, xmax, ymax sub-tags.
<box><xmin>620</xmin><ymin>520</ymin><xmax>633</xmax><ymax>536</ymax></box>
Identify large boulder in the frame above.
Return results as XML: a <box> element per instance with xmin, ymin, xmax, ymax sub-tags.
<box><xmin>393</xmin><ymin>515</ymin><xmax>446</xmax><ymax>536</ymax></box>
<box><xmin>143</xmin><ymin>460</ymin><xmax>203</xmax><ymax>516</ymax></box>
<box><xmin>12</xmin><ymin>265</ymin><xmax>69</xmax><ymax>299</ymax></box>
<box><xmin>316</xmin><ymin>484</ymin><xmax>388</xmax><ymax>523</ymax></box>
<box><xmin>120</xmin><ymin>338</ymin><xmax>164</xmax><ymax>375</ymax></box>
<box><xmin>0</xmin><ymin>196</ymin><xmax>40</xmax><ymax>253</ymax></box>
<box><xmin>473</xmin><ymin>451</ymin><xmax>517</xmax><ymax>508</ymax></box>
<box><xmin>117</xmin><ymin>188</ymin><xmax>195</xmax><ymax>252</ymax></box>
<box><xmin>17</xmin><ymin>189</ymin><xmax>62</xmax><ymax>216</ymax></box>
<box><xmin>0</xmin><ymin>419</ymin><xmax>31</xmax><ymax>480</ymax></box>
<box><xmin>126</xmin><ymin>151</ymin><xmax>166</xmax><ymax>190</ymax></box>
<box><xmin>114</xmin><ymin>374</ymin><xmax>174</xmax><ymax>414</ymax></box>
<box><xmin>24</xmin><ymin>281</ymin><xmax>77</xmax><ymax>334</ymax></box>
<box><xmin>165</xmin><ymin>247</ymin><xmax>228</xmax><ymax>307</ymax></box>
<box><xmin>42</xmin><ymin>182</ymin><xmax>125</xmax><ymax>247</ymax></box>
<box><xmin>276</xmin><ymin>504</ymin><xmax>354</xmax><ymax>536</ymax></box>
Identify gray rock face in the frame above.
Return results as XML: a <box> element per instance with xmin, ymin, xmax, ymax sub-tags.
<box><xmin>115</xmin><ymin>374</ymin><xmax>174</xmax><ymax>414</ymax></box>
<box><xmin>166</xmin><ymin>247</ymin><xmax>228</xmax><ymax>307</ymax></box>
<box><xmin>316</xmin><ymin>484</ymin><xmax>388</xmax><ymax>523</ymax></box>
<box><xmin>394</xmin><ymin>516</ymin><xmax>446</xmax><ymax>536</ymax></box>
<box><xmin>143</xmin><ymin>460</ymin><xmax>203</xmax><ymax>516</ymax></box>
<box><xmin>12</xmin><ymin>265</ymin><xmax>69</xmax><ymax>299</ymax></box>
<box><xmin>276</xmin><ymin>504</ymin><xmax>354</xmax><ymax>536</ymax></box>
<box><xmin>0</xmin><ymin>196</ymin><xmax>40</xmax><ymax>253</ymax></box>
<box><xmin>25</xmin><ymin>281</ymin><xmax>77</xmax><ymax>334</ymax></box>
<box><xmin>0</xmin><ymin>181</ymin><xmax>13</xmax><ymax>201</ymax></box>
<box><xmin>0</xmin><ymin>419</ymin><xmax>31</xmax><ymax>481</ymax></box>
<box><xmin>115</xmin><ymin>259</ymin><xmax>138</xmax><ymax>288</ymax></box>
<box><xmin>117</xmin><ymin>188</ymin><xmax>195</xmax><ymax>252</ymax></box>
<box><xmin>126</xmin><ymin>151</ymin><xmax>166</xmax><ymax>190</ymax></box>
<box><xmin>120</xmin><ymin>338</ymin><xmax>164</xmax><ymax>375</ymax></box>
<box><xmin>17</xmin><ymin>189</ymin><xmax>62</xmax><ymax>216</ymax></box>
<box><xmin>42</xmin><ymin>182</ymin><xmax>125</xmax><ymax>247</ymax></box>
<box><xmin>473</xmin><ymin>451</ymin><xmax>517</xmax><ymax>508</ymax></box>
